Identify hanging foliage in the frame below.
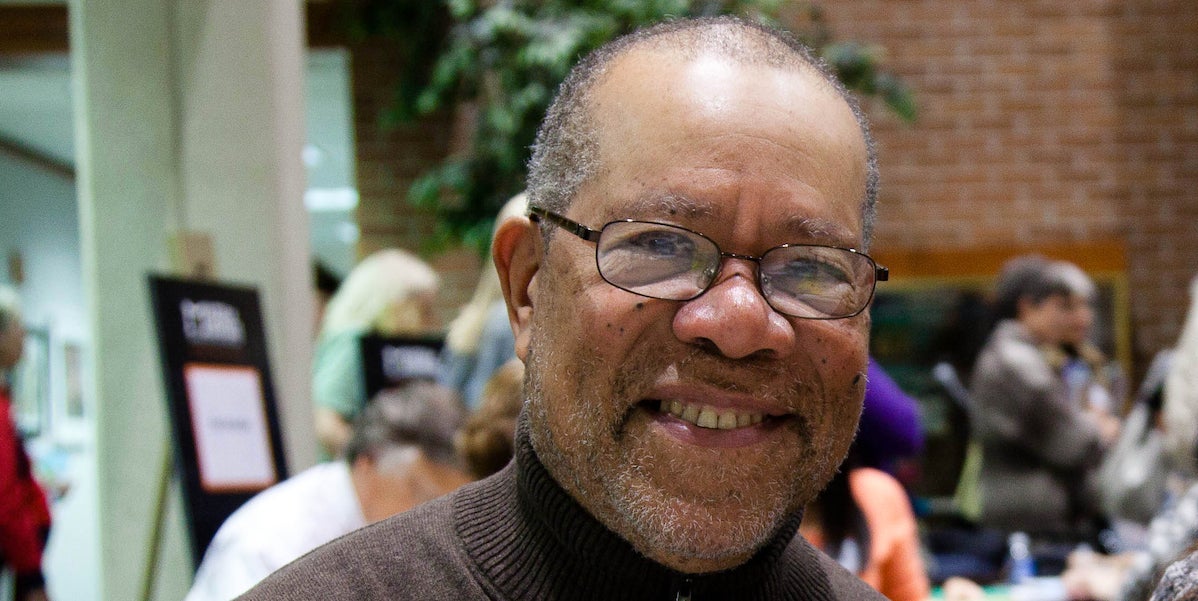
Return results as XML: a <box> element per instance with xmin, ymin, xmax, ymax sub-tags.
<box><xmin>341</xmin><ymin>0</ymin><xmax>916</xmax><ymax>255</ymax></box>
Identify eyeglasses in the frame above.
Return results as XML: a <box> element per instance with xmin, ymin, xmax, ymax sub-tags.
<box><xmin>528</xmin><ymin>206</ymin><xmax>888</xmax><ymax>320</ymax></box>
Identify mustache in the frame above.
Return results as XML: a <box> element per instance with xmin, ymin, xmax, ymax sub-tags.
<box><xmin>615</xmin><ymin>344</ymin><xmax>820</xmax><ymax>402</ymax></box>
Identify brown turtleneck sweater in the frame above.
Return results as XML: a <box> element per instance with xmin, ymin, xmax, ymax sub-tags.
<box><xmin>240</xmin><ymin>418</ymin><xmax>882</xmax><ymax>600</ymax></box>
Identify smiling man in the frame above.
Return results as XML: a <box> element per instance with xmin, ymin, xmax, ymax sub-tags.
<box><xmin>241</xmin><ymin>15</ymin><xmax>888</xmax><ymax>600</ymax></box>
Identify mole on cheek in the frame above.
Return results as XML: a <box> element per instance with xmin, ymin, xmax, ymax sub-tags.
<box><xmin>635</xmin><ymin>302</ymin><xmax>645</xmax><ymax>310</ymax></box>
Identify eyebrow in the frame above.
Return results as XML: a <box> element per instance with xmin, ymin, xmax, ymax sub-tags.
<box><xmin>618</xmin><ymin>192</ymin><xmax>860</xmax><ymax>247</ymax></box>
<box><xmin>779</xmin><ymin>215</ymin><xmax>860</xmax><ymax>247</ymax></box>
<box><xmin>620</xmin><ymin>192</ymin><xmax>715</xmax><ymax>220</ymax></box>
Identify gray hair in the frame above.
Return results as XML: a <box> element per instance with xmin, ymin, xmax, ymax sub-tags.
<box><xmin>344</xmin><ymin>381</ymin><xmax>467</xmax><ymax>466</ymax></box>
<box><xmin>525</xmin><ymin>15</ymin><xmax>879</xmax><ymax>247</ymax></box>
<box><xmin>992</xmin><ymin>255</ymin><xmax>1095</xmax><ymax>320</ymax></box>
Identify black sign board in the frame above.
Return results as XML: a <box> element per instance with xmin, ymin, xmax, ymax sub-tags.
<box><xmin>359</xmin><ymin>334</ymin><xmax>443</xmax><ymax>401</ymax></box>
<box><xmin>148</xmin><ymin>275</ymin><xmax>288</xmax><ymax>567</ymax></box>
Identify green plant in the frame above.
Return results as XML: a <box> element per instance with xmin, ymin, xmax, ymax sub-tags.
<box><xmin>347</xmin><ymin>0</ymin><xmax>917</xmax><ymax>255</ymax></box>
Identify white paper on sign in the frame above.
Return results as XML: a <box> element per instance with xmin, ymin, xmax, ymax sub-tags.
<box><xmin>183</xmin><ymin>363</ymin><xmax>278</xmax><ymax>492</ymax></box>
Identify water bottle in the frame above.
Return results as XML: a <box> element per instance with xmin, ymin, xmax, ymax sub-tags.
<box><xmin>1006</xmin><ymin>531</ymin><xmax>1035</xmax><ymax>584</ymax></box>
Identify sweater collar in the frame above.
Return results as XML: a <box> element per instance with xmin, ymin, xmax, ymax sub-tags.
<box><xmin>454</xmin><ymin>414</ymin><xmax>833</xmax><ymax>600</ymax></box>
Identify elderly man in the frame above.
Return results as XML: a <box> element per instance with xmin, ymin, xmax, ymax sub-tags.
<box><xmin>188</xmin><ymin>382</ymin><xmax>471</xmax><ymax>600</ymax></box>
<box><xmin>242</xmin><ymin>15</ymin><xmax>887</xmax><ymax>600</ymax></box>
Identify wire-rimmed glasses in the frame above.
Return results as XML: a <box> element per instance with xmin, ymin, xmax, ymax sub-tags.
<box><xmin>529</xmin><ymin>206</ymin><xmax>888</xmax><ymax>320</ymax></box>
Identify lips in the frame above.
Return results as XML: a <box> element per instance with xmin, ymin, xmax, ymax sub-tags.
<box><xmin>658</xmin><ymin>399</ymin><xmax>766</xmax><ymax>430</ymax></box>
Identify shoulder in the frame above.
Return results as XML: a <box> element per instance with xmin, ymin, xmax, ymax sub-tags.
<box><xmin>203</xmin><ymin>463</ymin><xmax>363</xmax><ymax>563</ymax></box>
<box><xmin>781</xmin><ymin>535</ymin><xmax>887</xmax><ymax>599</ymax></box>
<box><xmin>973</xmin><ymin>323</ymin><xmax>1054</xmax><ymax>392</ymax></box>
<box><xmin>849</xmin><ymin>468</ymin><xmax>913</xmax><ymax>523</ymax></box>
<box><xmin>1150</xmin><ymin>547</ymin><xmax>1198</xmax><ymax>601</ymax></box>
<box><xmin>848</xmin><ymin>467</ymin><xmax>906</xmax><ymax>501</ymax></box>
<box><xmin>233</xmin><ymin>463</ymin><xmax>357</xmax><ymax>522</ymax></box>
<box><xmin>238</xmin><ymin>492</ymin><xmax>484</xmax><ymax>600</ymax></box>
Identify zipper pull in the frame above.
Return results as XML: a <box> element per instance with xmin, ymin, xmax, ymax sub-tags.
<box><xmin>674</xmin><ymin>577</ymin><xmax>693</xmax><ymax>601</ymax></box>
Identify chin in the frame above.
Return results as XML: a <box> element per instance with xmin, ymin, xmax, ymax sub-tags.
<box><xmin>595</xmin><ymin>437</ymin><xmax>823</xmax><ymax>572</ymax></box>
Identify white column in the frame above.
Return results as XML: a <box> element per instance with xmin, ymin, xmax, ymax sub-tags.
<box><xmin>70</xmin><ymin>1</ymin><xmax>313</xmax><ymax>599</ymax></box>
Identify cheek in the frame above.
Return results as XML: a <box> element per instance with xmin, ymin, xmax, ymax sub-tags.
<box><xmin>802</xmin><ymin>319</ymin><xmax>869</xmax><ymax>370</ymax></box>
<box><xmin>801</xmin><ymin>322</ymin><xmax>869</xmax><ymax>418</ymax></box>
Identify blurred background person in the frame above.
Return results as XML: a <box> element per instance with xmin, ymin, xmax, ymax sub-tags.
<box><xmin>799</xmin><ymin>446</ymin><xmax>931</xmax><ymax>601</ymax></box>
<box><xmin>1148</xmin><ymin>539</ymin><xmax>1198</xmax><ymax>601</ymax></box>
<box><xmin>858</xmin><ymin>356</ymin><xmax>924</xmax><ymax>483</ymax></box>
<box><xmin>967</xmin><ymin>255</ymin><xmax>1121</xmax><ymax>565</ymax></box>
<box><xmin>0</xmin><ymin>285</ymin><xmax>52</xmax><ymax>601</ymax></box>
<box><xmin>185</xmin><ymin>381</ymin><xmax>471</xmax><ymax>601</ymax></box>
<box><xmin>455</xmin><ymin>358</ymin><xmax>523</xmax><ymax>479</ymax></box>
<box><xmin>440</xmin><ymin>192</ymin><xmax>526</xmax><ymax>409</ymax></box>
<box><xmin>1063</xmin><ymin>273</ymin><xmax>1198</xmax><ymax>601</ymax></box>
<box><xmin>313</xmin><ymin>248</ymin><xmax>441</xmax><ymax>458</ymax></box>
<box><xmin>311</xmin><ymin>259</ymin><xmax>342</xmax><ymax>334</ymax></box>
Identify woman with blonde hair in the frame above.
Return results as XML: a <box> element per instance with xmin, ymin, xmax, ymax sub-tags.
<box><xmin>440</xmin><ymin>192</ymin><xmax>527</xmax><ymax>408</ymax></box>
<box><xmin>313</xmin><ymin>248</ymin><xmax>441</xmax><ymax>458</ymax></box>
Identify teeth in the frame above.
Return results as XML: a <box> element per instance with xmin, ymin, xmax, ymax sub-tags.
<box><xmin>661</xmin><ymin>399</ymin><xmax>765</xmax><ymax>430</ymax></box>
<box><xmin>697</xmin><ymin>409</ymin><xmax>719</xmax><ymax>429</ymax></box>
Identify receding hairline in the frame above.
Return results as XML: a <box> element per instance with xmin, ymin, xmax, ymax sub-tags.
<box><xmin>611</xmin><ymin>17</ymin><xmax>825</xmax><ymax>70</ymax></box>
<box><xmin>587</xmin><ymin>19</ymin><xmax>836</xmax><ymax>108</ymax></box>
<box><xmin>526</xmin><ymin>15</ymin><xmax>880</xmax><ymax>246</ymax></box>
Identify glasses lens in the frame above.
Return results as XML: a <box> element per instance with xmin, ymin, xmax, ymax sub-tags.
<box><xmin>596</xmin><ymin>221</ymin><xmax>719</xmax><ymax>300</ymax></box>
<box><xmin>759</xmin><ymin>246</ymin><xmax>876</xmax><ymax>318</ymax></box>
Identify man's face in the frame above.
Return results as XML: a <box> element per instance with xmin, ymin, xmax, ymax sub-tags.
<box><xmin>501</xmin><ymin>49</ymin><xmax>871</xmax><ymax>573</ymax></box>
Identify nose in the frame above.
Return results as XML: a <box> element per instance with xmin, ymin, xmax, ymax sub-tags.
<box><xmin>671</xmin><ymin>261</ymin><xmax>796</xmax><ymax>360</ymax></box>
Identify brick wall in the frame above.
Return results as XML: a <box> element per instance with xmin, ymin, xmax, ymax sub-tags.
<box><xmin>348</xmin><ymin>1</ymin><xmax>1198</xmax><ymax>376</ymax></box>
<box><xmin>815</xmin><ymin>0</ymin><xmax>1198</xmax><ymax>376</ymax></box>
<box><xmin>348</xmin><ymin>39</ymin><xmax>483</xmax><ymax>328</ymax></box>
<box><xmin>1113</xmin><ymin>0</ymin><xmax>1198</xmax><ymax>364</ymax></box>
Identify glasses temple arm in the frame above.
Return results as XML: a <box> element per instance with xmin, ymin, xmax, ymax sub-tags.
<box><xmin>528</xmin><ymin>207</ymin><xmax>602</xmax><ymax>242</ymax></box>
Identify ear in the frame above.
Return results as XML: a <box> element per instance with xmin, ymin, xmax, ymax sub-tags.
<box><xmin>492</xmin><ymin>216</ymin><xmax>540</xmax><ymax>361</ymax></box>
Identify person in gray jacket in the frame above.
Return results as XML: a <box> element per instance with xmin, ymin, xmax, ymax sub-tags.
<box><xmin>969</xmin><ymin>255</ymin><xmax>1120</xmax><ymax>542</ymax></box>
<box><xmin>241</xmin><ymin>15</ymin><xmax>889</xmax><ymax>600</ymax></box>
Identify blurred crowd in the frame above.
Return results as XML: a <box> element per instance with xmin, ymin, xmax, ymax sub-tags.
<box><xmin>290</xmin><ymin>241</ymin><xmax>1198</xmax><ymax>601</ymax></box>
<box><xmin>6</xmin><ymin>207</ymin><xmax>1197</xmax><ymax>601</ymax></box>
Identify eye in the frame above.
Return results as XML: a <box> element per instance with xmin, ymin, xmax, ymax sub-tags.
<box><xmin>604</xmin><ymin>225</ymin><xmax>699</xmax><ymax>261</ymax></box>
<box><xmin>624</xmin><ymin>229</ymin><xmax>695</xmax><ymax>258</ymax></box>
<box><xmin>780</xmin><ymin>257</ymin><xmax>849</xmax><ymax>284</ymax></box>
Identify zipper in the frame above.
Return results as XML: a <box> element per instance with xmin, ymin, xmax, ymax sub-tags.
<box><xmin>673</xmin><ymin>576</ymin><xmax>694</xmax><ymax>601</ymax></box>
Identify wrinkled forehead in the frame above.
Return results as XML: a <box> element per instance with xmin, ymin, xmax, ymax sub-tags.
<box><xmin>577</xmin><ymin>49</ymin><xmax>868</xmax><ymax>229</ymax></box>
<box><xmin>589</xmin><ymin>45</ymin><xmax>865</xmax><ymax>167</ymax></box>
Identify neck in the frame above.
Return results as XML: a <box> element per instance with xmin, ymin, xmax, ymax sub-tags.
<box><xmin>350</xmin><ymin>454</ymin><xmax>469</xmax><ymax>523</ymax></box>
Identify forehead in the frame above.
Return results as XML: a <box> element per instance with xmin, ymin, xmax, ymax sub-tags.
<box><xmin>577</xmin><ymin>48</ymin><xmax>868</xmax><ymax>244</ymax></box>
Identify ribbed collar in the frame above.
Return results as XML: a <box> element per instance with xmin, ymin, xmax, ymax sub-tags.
<box><xmin>453</xmin><ymin>415</ymin><xmax>838</xmax><ymax>600</ymax></box>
